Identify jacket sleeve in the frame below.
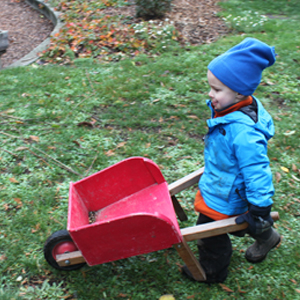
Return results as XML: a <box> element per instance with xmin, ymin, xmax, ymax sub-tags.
<box><xmin>233</xmin><ymin>127</ymin><xmax>274</xmax><ymax>207</ymax></box>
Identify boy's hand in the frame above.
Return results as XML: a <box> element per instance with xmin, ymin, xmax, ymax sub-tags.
<box><xmin>235</xmin><ymin>204</ymin><xmax>273</xmax><ymax>235</ymax></box>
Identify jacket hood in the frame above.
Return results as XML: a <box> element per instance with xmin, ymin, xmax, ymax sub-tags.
<box><xmin>206</xmin><ymin>97</ymin><xmax>274</xmax><ymax>140</ymax></box>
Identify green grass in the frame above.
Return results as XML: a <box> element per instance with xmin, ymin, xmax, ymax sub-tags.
<box><xmin>1</xmin><ymin>0</ymin><xmax>300</xmax><ymax>299</ymax></box>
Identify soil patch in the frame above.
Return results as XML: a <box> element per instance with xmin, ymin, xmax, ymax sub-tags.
<box><xmin>0</xmin><ymin>0</ymin><xmax>54</xmax><ymax>68</ymax></box>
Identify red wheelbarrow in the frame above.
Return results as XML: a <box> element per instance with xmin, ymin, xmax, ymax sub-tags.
<box><xmin>44</xmin><ymin>157</ymin><xmax>279</xmax><ymax>281</ymax></box>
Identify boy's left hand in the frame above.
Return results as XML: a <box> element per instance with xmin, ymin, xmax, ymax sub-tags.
<box><xmin>235</xmin><ymin>204</ymin><xmax>273</xmax><ymax>235</ymax></box>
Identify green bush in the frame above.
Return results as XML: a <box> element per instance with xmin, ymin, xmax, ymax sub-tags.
<box><xmin>135</xmin><ymin>0</ymin><xmax>172</xmax><ymax>19</ymax></box>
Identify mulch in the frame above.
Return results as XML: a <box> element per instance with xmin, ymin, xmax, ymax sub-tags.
<box><xmin>0</xmin><ymin>0</ymin><xmax>228</xmax><ymax>68</ymax></box>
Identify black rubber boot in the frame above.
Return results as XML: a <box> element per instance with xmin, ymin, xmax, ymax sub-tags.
<box><xmin>245</xmin><ymin>228</ymin><xmax>281</xmax><ymax>263</ymax></box>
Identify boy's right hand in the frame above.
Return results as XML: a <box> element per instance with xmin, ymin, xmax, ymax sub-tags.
<box><xmin>235</xmin><ymin>212</ymin><xmax>273</xmax><ymax>235</ymax></box>
<box><xmin>235</xmin><ymin>204</ymin><xmax>273</xmax><ymax>235</ymax></box>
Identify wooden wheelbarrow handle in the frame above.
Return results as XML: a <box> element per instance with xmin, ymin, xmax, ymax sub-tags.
<box><xmin>181</xmin><ymin>211</ymin><xmax>279</xmax><ymax>242</ymax></box>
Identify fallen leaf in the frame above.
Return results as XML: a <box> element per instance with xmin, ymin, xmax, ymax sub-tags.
<box><xmin>280</xmin><ymin>166</ymin><xmax>289</xmax><ymax>173</ymax></box>
<box><xmin>116</xmin><ymin>142</ymin><xmax>126</xmax><ymax>148</ymax></box>
<box><xmin>188</xmin><ymin>115</ymin><xmax>199</xmax><ymax>120</ymax></box>
<box><xmin>5</xmin><ymin>108</ymin><xmax>15</xmax><ymax>113</ymax></box>
<box><xmin>13</xmin><ymin>198</ymin><xmax>22</xmax><ymax>207</ymax></box>
<box><xmin>72</xmin><ymin>140</ymin><xmax>82</xmax><ymax>147</ymax></box>
<box><xmin>275</xmin><ymin>172</ymin><xmax>282</xmax><ymax>183</ymax></box>
<box><xmin>15</xmin><ymin>146</ymin><xmax>29</xmax><ymax>151</ymax></box>
<box><xmin>30</xmin><ymin>135</ymin><xmax>39</xmax><ymax>142</ymax></box>
<box><xmin>105</xmin><ymin>150</ymin><xmax>115</xmax><ymax>156</ymax></box>
<box><xmin>77</xmin><ymin>121</ymin><xmax>94</xmax><ymax>127</ymax></box>
<box><xmin>159</xmin><ymin>295</ymin><xmax>175</xmax><ymax>300</ymax></box>
<box><xmin>292</xmin><ymin>164</ymin><xmax>298</xmax><ymax>172</ymax></box>
<box><xmin>283</xmin><ymin>130</ymin><xmax>296</xmax><ymax>136</ymax></box>
<box><xmin>292</xmin><ymin>175</ymin><xmax>300</xmax><ymax>182</ymax></box>
<box><xmin>219</xmin><ymin>283</ymin><xmax>234</xmax><ymax>293</ymax></box>
<box><xmin>0</xmin><ymin>254</ymin><xmax>7</xmax><ymax>261</ymax></box>
<box><xmin>9</xmin><ymin>177</ymin><xmax>19</xmax><ymax>183</ymax></box>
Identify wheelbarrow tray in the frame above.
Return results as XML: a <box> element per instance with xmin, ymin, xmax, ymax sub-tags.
<box><xmin>67</xmin><ymin>157</ymin><xmax>182</xmax><ymax>266</ymax></box>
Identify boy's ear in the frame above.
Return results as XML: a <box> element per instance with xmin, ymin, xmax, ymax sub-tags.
<box><xmin>236</xmin><ymin>93</ymin><xmax>247</xmax><ymax>100</ymax></box>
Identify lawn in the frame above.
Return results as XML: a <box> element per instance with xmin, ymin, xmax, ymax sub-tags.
<box><xmin>0</xmin><ymin>0</ymin><xmax>300</xmax><ymax>299</ymax></box>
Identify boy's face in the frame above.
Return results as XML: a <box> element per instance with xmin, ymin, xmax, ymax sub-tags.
<box><xmin>207</xmin><ymin>70</ymin><xmax>239</xmax><ymax>110</ymax></box>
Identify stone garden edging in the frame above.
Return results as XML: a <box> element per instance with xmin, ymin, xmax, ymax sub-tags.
<box><xmin>8</xmin><ymin>0</ymin><xmax>63</xmax><ymax>68</ymax></box>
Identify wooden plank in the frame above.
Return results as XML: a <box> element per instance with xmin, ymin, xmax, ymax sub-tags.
<box><xmin>174</xmin><ymin>240</ymin><xmax>206</xmax><ymax>281</ymax></box>
<box><xmin>56</xmin><ymin>250</ymin><xmax>86</xmax><ymax>267</ymax></box>
<box><xmin>171</xmin><ymin>195</ymin><xmax>188</xmax><ymax>221</ymax></box>
<box><xmin>168</xmin><ymin>167</ymin><xmax>204</xmax><ymax>196</ymax></box>
<box><xmin>181</xmin><ymin>211</ymin><xmax>279</xmax><ymax>242</ymax></box>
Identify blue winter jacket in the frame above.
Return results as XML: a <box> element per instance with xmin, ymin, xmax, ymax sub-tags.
<box><xmin>199</xmin><ymin>97</ymin><xmax>274</xmax><ymax>216</ymax></box>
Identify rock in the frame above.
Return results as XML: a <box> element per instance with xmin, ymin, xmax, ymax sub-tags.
<box><xmin>0</xmin><ymin>30</ymin><xmax>9</xmax><ymax>52</ymax></box>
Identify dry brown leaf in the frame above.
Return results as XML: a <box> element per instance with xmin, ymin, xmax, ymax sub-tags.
<box><xmin>290</xmin><ymin>279</ymin><xmax>297</xmax><ymax>284</ymax></box>
<box><xmin>13</xmin><ymin>198</ymin><xmax>22</xmax><ymax>207</ymax></box>
<box><xmin>77</xmin><ymin>121</ymin><xmax>94</xmax><ymax>128</ymax></box>
<box><xmin>292</xmin><ymin>164</ymin><xmax>298</xmax><ymax>172</ymax></box>
<box><xmin>3</xmin><ymin>203</ymin><xmax>9</xmax><ymax>211</ymax></box>
<box><xmin>116</xmin><ymin>142</ymin><xmax>126</xmax><ymax>148</ymax></box>
<box><xmin>9</xmin><ymin>177</ymin><xmax>19</xmax><ymax>183</ymax></box>
<box><xmin>105</xmin><ymin>150</ymin><xmax>115</xmax><ymax>156</ymax></box>
<box><xmin>188</xmin><ymin>115</ymin><xmax>199</xmax><ymax>120</ymax></box>
<box><xmin>219</xmin><ymin>283</ymin><xmax>234</xmax><ymax>293</ymax></box>
<box><xmin>30</xmin><ymin>135</ymin><xmax>39</xmax><ymax>142</ymax></box>
<box><xmin>15</xmin><ymin>146</ymin><xmax>29</xmax><ymax>151</ymax></box>
<box><xmin>0</xmin><ymin>254</ymin><xmax>7</xmax><ymax>261</ymax></box>
<box><xmin>275</xmin><ymin>172</ymin><xmax>282</xmax><ymax>183</ymax></box>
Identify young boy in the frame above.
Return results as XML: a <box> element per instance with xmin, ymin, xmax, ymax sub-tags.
<box><xmin>182</xmin><ymin>38</ymin><xmax>281</xmax><ymax>283</ymax></box>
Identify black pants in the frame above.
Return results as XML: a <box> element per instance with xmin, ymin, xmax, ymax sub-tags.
<box><xmin>196</xmin><ymin>213</ymin><xmax>272</xmax><ymax>283</ymax></box>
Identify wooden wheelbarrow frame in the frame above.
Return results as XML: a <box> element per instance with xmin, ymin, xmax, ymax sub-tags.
<box><xmin>56</xmin><ymin>166</ymin><xmax>279</xmax><ymax>282</ymax></box>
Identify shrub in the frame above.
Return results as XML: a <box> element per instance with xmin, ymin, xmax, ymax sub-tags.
<box><xmin>135</xmin><ymin>0</ymin><xmax>172</xmax><ymax>19</ymax></box>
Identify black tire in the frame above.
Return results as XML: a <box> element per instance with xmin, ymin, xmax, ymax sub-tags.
<box><xmin>44</xmin><ymin>229</ymin><xmax>86</xmax><ymax>271</ymax></box>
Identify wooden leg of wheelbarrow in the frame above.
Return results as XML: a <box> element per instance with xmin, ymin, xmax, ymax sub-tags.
<box><xmin>174</xmin><ymin>239</ymin><xmax>206</xmax><ymax>281</ymax></box>
<box><xmin>171</xmin><ymin>195</ymin><xmax>188</xmax><ymax>222</ymax></box>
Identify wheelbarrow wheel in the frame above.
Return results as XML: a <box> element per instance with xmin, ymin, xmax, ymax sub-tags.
<box><xmin>44</xmin><ymin>229</ymin><xmax>85</xmax><ymax>271</ymax></box>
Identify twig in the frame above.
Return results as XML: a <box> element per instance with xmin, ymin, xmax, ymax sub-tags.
<box><xmin>0</xmin><ymin>113</ymin><xmax>24</xmax><ymax>120</ymax></box>
<box><xmin>0</xmin><ymin>131</ymin><xmax>22</xmax><ymax>139</ymax></box>
<box><xmin>0</xmin><ymin>131</ymin><xmax>81</xmax><ymax>177</ymax></box>
<box><xmin>84</xmin><ymin>154</ymin><xmax>98</xmax><ymax>177</ymax></box>
<box><xmin>25</xmin><ymin>148</ymin><xmax>50</xmax><ymax>166</ymax></box>
<box><xmin>49</xmin><ymin>216</ymin><xmax>64</xmax><ymax>226</ymax></box>
<box><xmin>0</xmin><ymin>146</ymin><xmax>19</xmax><ymax>158</ymax></box>
<box><xmin>31</xmin><ymin>146</ymin><xmax>81</xmax><ymax>177</ymax></box>
<box><xmin>85</xmin><ymin>70</ymin><xmax>97</xmax><ymax>95</ymax></box>
<box><xmin>73</xmin><ymin>71</ymin><xmax>97</xmax><ymax>109</ymax></box>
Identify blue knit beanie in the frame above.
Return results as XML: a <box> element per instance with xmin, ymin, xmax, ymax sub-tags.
<box><xmin>208</xmin><ymin>38</ymin><xmax>276</xmax><ymax>95</ymax></box>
